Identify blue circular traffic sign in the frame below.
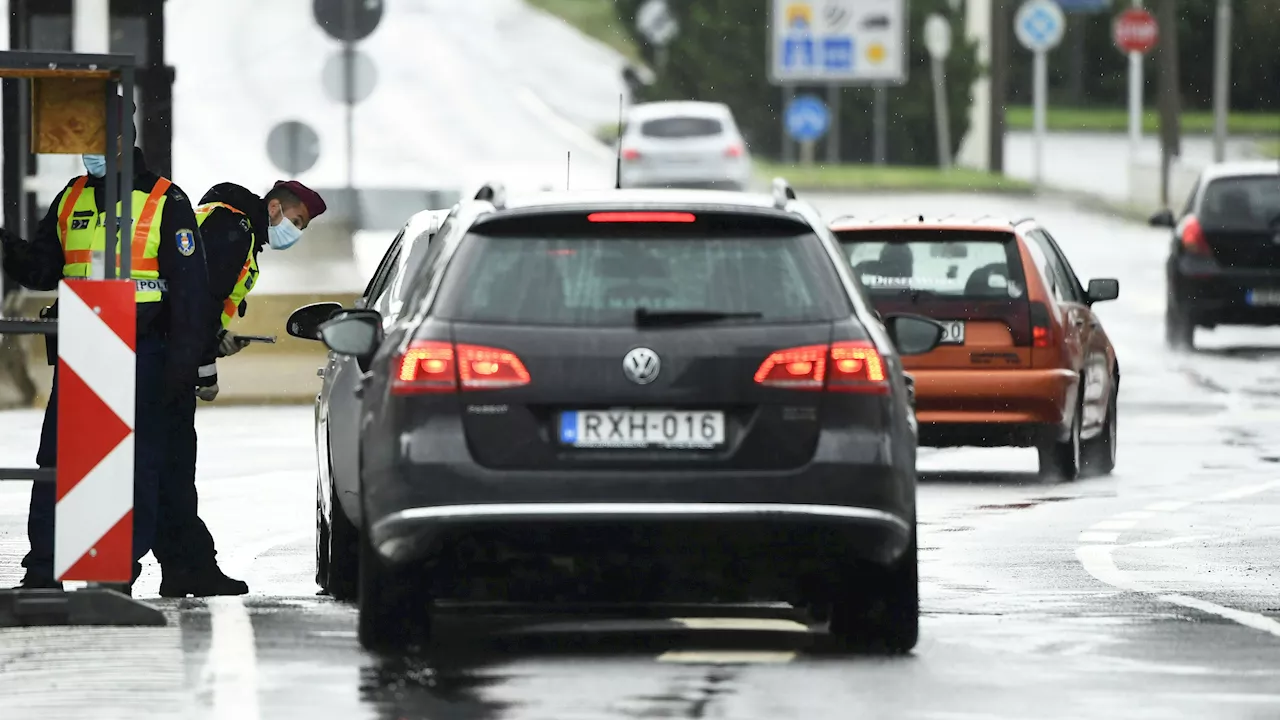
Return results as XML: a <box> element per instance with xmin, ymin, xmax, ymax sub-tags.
<box><xmin>785</xmin><ymin>95</ymin><xmax>829</xmax><ymax>142</ymax></box>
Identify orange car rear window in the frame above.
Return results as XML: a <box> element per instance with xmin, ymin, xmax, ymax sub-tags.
<box><xmin>835</xmin><ymin>230</ymin><xmax>1026</xmax><ymax>301</ymax></box>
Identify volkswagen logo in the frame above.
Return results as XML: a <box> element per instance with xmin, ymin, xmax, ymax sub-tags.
<box><xmin>622</xmin><ymin>347</ymin><xmax>661</xmax><ymax>385</ymax></box>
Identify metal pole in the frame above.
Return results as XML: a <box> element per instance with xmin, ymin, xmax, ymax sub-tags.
<box><xmin>1033</xmin><ymin>50</ymin><xmax>1047</xmax><ymax>187</ymax></box>
<box><xmin>1128</xmin><ymin>0</ymin><xmax>1143</xmax><ymax>159</ymax></box>
<box><xmin>1211</xmin><ymin>0</ymin><xmax>1231</xmax><ymax>163</ymax></box>
<box><xmin>932</xmin><ymin>57</ymin><xmax>952</xmax><ymax>169</ymax></box>
<box><xmin>782</xmin><ymin>84</ymin><xmax>796</xmax><ymax>164</ymax></box>
<box><xmin>103</xmin><ymin>85</ymin><xmax>118</xmax><ymax>282</ymax></box>
<box><xmin>343</xmin><ymin>0</ymin><xmax>359</xmax><ymax>232</ymax></box>
<box><xmin>120</xmin><ymin>68</ymin><xmax>135</xmax><ymax>282</ymax></box>
<box><xmin>826</xmin><ymin>83</ymin><xmax>840</xmax><ymax>164</ymax></box>
<box><xmin>873</xmin><ymin>84</ymin><xmax>887</xmax><ymax>166</ymax></box>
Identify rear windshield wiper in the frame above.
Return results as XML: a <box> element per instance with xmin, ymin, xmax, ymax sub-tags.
<box><xmin>634</xmin><ymin>307</ymin><xmax>764</xmax><ymax>326</ymax></box>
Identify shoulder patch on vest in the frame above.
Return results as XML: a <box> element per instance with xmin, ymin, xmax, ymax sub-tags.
<box><xmin>240</xmin><ymin>217</ymin><xmax>251</xmax><ymax>233</ymax></box>
<box><xmin>176</xmin><ymin>228</ymin><xmax>196</xmax><ymax>256</ymax></box>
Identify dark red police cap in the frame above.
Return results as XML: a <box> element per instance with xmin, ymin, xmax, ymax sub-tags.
<box><xmin>273</xmin><ymin>180</ymin><xmax>327</xmax><ymax>219</ymax></box>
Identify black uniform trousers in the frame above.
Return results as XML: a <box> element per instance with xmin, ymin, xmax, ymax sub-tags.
<box><xmin>151</xmin><ymin>389</ymin><xmax>218</xmax><ymax>572</ymax></box>
<box><xmin>21</xmin><ymin>335</ymin><xmax>168</xmax><ymax>582</ymax></box>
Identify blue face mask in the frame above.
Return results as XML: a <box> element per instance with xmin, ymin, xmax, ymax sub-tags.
<box><xmin>82</xmin><ymin>154</ymin><xmax>106</xmax><ymax>178</ymax></box>
<box><xmin>268</xmin><ymin>215</ymin><xmax>303</xmax><ymax>250</ymax></box>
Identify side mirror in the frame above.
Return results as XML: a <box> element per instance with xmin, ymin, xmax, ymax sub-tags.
<box><xmin>1086</xmin><ymin>278</ymin><xmax>1120</xmax><ymax>304</ymax></box>
<box><xmin>1148</xmin><ymin>209</ymin><xmax>1176</xmax><ymax>228</ymax></box>
<box><xmin>882</xmin><ymin>313</ymin><xmax>946</xmax><ymax>356</ymax></box>
<box><xmin>317</xmin><ymin>309</ymin><xmax>383</xmax><ymax>359</ymax></box>
<box><xmin>287</xmin><ymin>302</ymin><xmax>343</xmax><ymax>341</ymax></box>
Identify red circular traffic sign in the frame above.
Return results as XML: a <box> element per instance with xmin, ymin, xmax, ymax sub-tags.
<box><xmin>1113</xmin><ymin>8</ymin><xmax>1158</xmax><ymax>54</ymax></box>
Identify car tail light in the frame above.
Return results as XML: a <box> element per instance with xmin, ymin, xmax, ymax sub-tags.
<box><xmin>1180</xmin><ymin>215</ymin><xmax>1212</xmax><ymax>256</ymax></box>
<box><xmin>725</xmin><ymin>144</ymin><xmax>743</xmax><ymax>158</ymax></box>
<box><xmin>1029</xmin><ymin>301</ymin><xmax>1052</xmax><ymax>349</ymax></box>
<box><xmin>587</xmin><ymin>211</ymin><xmax>696</xmax><ymax>223</ymax></box>
<box><xmin>621</xmin><ymin>148</ymin><xmax>640</xmax><ymax>161</ymax></box>
<box><xmin>754</xmin><ymin>341</ymin><xmax>887</xmax><ymax>394</ymax></box>
<box><xmin>392</xmin><ymin>341</ymin><xmax>530</xmax><ymax>395</ymax></box>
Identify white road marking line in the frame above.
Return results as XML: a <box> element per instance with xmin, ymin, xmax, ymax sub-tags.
<box><xmin>1113</xmin><ymin>510</ymin><xmax>1157</xmax><ymax>520</ymax></box>
<box><xmin>1090</xmin><ymin>519</ymin><xmax>1138</xmax><ymax>530</ymax></box>
<box><xmin>1145</xmin><ymin>500</ymin><xmax>1191</xmax><ymax>512</ymax></box>
<box><xmin>1078</xmin><ymin>544</ymin><xmax>1280</xmax><ymax>641</ymax></box>
<box><xmin>205</xmin><ymin>597</ymin><xmax>260</xmax><ymax>720</ymax></box>
<box><xmin>1206</xmin><ymin>480</ymin><xmax>1280</xmax><ymax>502</ymax></box>
<box><xmin>1078</xmin><ymin>531</ymin><xmax>1120</xmax><ymax>544</ymax></box>
<box><xmin>657</xmin><ymin>650</ymin><xmax>797</xmax><ymax>664</ymax></box>
<box><xmin>1128</xmin><ymin>535</ymin><xmax>1212</xmax><ymax>548</ymax></box>
<box><xmin>673</xmin><ymin>618</ymin><xmax>809</xmax><ymax>632</ymax></box>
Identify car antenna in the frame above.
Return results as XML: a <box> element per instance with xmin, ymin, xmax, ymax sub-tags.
<box><xmin>614</xmin><ymin>93</ymin><xmax>623</xmax><ymax>190</ymax></box>
<box><xmin>567</xmin><ymin>151</ymin><xmax>571</xmax><ymax>190</ymax></box>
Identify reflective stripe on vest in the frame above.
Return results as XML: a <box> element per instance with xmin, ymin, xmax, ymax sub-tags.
<box><xmin>56</xmin><ymin>176</ymin><xmax>170</xmax><ymax>303</ymax></box>
<box><xmin>195</xmin><ymin>201</ymin><xmax>260</xmax><ymax>329</ymax></box>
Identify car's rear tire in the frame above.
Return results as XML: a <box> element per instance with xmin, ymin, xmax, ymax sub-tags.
<box><xmin>1165</xmin><ymin>302</ymin><xmax>1194</xmax><ymax>350</ymax></box>
<box><xmin>357</xmin><ymin>522</ymin><xmax>431</xmax><ymax>653</ymax></box>
<box><xmin>827</xmin><ymin>528</ymin><xmax>918</xmax><ymax>654</ymax></box>
<box><xmin>326</xmin><ymin>493</ymin><xmax>360</xmax><ymax>601</ymax></box>
<box><xmin>1082</xmin><ymin>384</ymin><xmax>1118</xmax><ymax>477</ymax></box>
<box><xmin>1038</xmin><ymin>392</ymin><xmax>1082</xmax><ymax>482</ymax></box>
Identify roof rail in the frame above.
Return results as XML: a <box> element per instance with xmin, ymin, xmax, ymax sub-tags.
<box><xmin>474</xmin><ymin>181</ymin><xmax>506</xmax><ymax>209</ymax></box>
<box><xmin>771</xmin><ymin>177</ymin><xmax>796</xmax><ymax>209</ymax></box>
<box><xmin>1012</xmin><ymin>216</ymin><xmax>1035</xmax><ymax>226</ymax></box>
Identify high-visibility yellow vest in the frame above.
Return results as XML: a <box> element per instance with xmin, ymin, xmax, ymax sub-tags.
<box><xmin>195</xmin><ymin>201</ymin><xmax>260</xmax><ymax>329</ymax></box>
<box><xmin>55</xmin><ymin>175</ymin><xmax>171</xmax><ymax>303</ymax></box>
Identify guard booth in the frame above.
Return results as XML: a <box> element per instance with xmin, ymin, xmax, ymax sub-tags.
<box><xmin>0</xmin><ymin>49</ymin><xmax>165</xmax><ymax>628</ymax></box>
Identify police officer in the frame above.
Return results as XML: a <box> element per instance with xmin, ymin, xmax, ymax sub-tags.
<box><xmin>151</xmin><ymin>179</ymin><xmax>325</xmax><ymax>597</ymax></box>
<box><xmin>2</xmin><ymin>113</ymin><xmax>213</xmax><ymax>591</ymax></box>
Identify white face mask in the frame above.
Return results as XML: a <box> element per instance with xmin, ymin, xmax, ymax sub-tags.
<box><xmin>268</xmin><ymin>209</ymin><xmax>302</xmax><ymax>250</ymax></box>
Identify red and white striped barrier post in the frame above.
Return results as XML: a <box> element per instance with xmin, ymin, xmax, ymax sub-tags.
<box><xmin>54</xmin><ymin>279</ymin><xmax>136</xmax><ymax>583</ymax></box>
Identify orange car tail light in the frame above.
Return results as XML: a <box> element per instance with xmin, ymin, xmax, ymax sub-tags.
<box><xmin>1029</xmin><ymin>301</ymin><xmax>1052</xmax><ymax>349</ymax></box>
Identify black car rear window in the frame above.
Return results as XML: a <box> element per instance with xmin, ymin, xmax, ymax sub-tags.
<box><xmin>1200</xmin><ymin>175</ymin><xmax>1280</xmax><ymax>230</ymax></box>
<box><xmin>640</xmin><ymin>117</ymin><xmax>724</xmax><ymax>138</ymax></box>
<box><xmin>436</xmin><ymin>219</ymin><xmax>843</xmax><ymax>326</ymax></box>
<box><xmin>836</xmin><ymin>230</ymin><xmax>1027</xmax><ymax>301</ymax></box>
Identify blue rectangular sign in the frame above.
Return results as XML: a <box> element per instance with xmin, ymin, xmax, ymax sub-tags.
<box><xmin>1053</xmin><ymin>0</ymin><xmax>1111</xmax><ymax>12</ymax></box>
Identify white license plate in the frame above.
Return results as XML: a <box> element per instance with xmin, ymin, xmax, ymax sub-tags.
<box><xmin>559</xmin><ymin>410</ymin><xmax>725</xmax><ymax>448</ymax></box>
<box><xmin>938</xmin><ymin>320</ymin><xmax>966</xmax><ymax>345</ymax></box>
<box><xmin>1247</xmin><ymin>289</ymin><xmax>1280</xmax><ymax>307</ymax></box>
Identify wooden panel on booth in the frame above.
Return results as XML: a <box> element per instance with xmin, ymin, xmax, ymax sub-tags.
<box><xmin>31</xmin><ymin>76</ymin><xmax>108</xmax><ymax>155</ymax></box>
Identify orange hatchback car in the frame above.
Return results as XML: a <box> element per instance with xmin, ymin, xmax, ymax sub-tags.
<box><xmin>830</xmin><ymin>216</ymin><xmax>1121</xmax><ymax>481</ymax></box>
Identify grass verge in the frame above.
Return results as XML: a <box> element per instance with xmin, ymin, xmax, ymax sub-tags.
<box><xmin>524</xmin><ymin>0</ymin><xmax>640</xmax><ymax>63</ymax></box>
<box><xmin>1005</xmin><ymin>106</ymin><xmax>1280</xmax><ymax>135</ymax></box>
<box><xmin>1259</xmin><ymin>141</ymin><xmax>1280</xmax><ymax>159</ymax></box>
<box><xmin>757</xmin><ymin>162</ymin><xmax>1033</xmax><ymax>194</ymax></box>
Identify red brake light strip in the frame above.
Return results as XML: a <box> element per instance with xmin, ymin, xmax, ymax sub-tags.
<box><xmin>587</xmin><ymin>212</ymin><xmax>696</xmax><ymax>223</ymax></box>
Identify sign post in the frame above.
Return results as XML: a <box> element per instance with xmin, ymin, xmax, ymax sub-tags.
<box><xmin>785</xmin><ymin>95</ymin><xmax>829</xmax><ymax>167</ymax></box>
<box><xmin>769</xmin><ymin>0</ymin><xmax>908</xmax><ymax>164</ymax></box>
<box><xmin>1014</xmin><ymin>0</ymin><xmax>1066</xmax><ymax>187</ymax></box>
<box><xmin>924</xmin><ymin>14</ymin><xmax>953</xmax><ymax>170</ymax></box>
<box><xmin>1211</xmin><ymin>0</ymin><xmax>1231</xmax><ymax>163</ymax></box>
<box><xmin>1112</xmin><ymin>5</ymin><xmax>1158</xmax><ymax>162</ymax></box>
<box><xmin>636</xmin><ymin>0</ymin><xmax>679</xmax><ymax>71</ymax></box>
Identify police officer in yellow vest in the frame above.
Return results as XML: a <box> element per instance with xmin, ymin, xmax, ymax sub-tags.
<box><xmin>150</xmin><ymin>179</ymin><xmax>325</xmax><ymax>597</ymax></box>
<box><xmin>1</xmin><ymin>116</ymin><xmax>214</xmax><ymax>591</ymax></box>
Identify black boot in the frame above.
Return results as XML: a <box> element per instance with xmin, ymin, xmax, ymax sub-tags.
<box><xmin>159</xmin><ymin>566</ymin><xmax>249</xmax><ymax>598</ymax></box>
<box><xmin>17</xmin><ymin>571</ymin><xmax>63</xmax><ymax>591</ymax></box>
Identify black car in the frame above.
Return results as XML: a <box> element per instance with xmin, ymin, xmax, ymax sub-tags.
<box><xmin>287</xmin><ymin>180</ymin><xmax>946</xmax><ymax>654</ymax></box>
<box><xmin>1152</xmin><ymin>161</ymin><xmax>1280</xmax><ymax>349</ymax></box>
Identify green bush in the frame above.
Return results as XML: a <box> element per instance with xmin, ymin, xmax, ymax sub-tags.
<box><xmin>613</xmin><ymin>0</ymin><xmax>979</xmax><ymax>165</ymax></box>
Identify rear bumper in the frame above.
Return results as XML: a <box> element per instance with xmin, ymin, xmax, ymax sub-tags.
<box><xmin>910</xmin><ymin>368</ymin><xmax>1076</xmax><ymax>426</ymax></box>
<box><xmin>369</xmin><ymin>501</ymin><xmax>910</xmax><ymax>569</ymax></box>
<box><xmin>1172</xmin><ymin>263</ymin><xmax>1280</xmax><ymax>326</ymax></box>
<box><xmin>620</xmin><ymin>162</ymin><xmax>752</xmax><ymax>189</ymax></box>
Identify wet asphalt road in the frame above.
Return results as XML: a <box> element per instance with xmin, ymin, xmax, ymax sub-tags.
<box><xmin>5</xmin><ymin>194</ymin><xmax>1280</xmax><ymax>719</ymax></box>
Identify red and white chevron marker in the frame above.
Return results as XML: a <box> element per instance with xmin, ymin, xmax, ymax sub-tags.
<box><xmin>55</xmin><ymin>279</ymin><xmax>136</xmax><ymax>582</ymax></box>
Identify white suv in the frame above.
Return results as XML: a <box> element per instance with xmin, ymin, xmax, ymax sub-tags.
<box><xmin>618</xmin><ymin>101</ymin><xmax>753</xmax><ymax>191</ymax></box>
